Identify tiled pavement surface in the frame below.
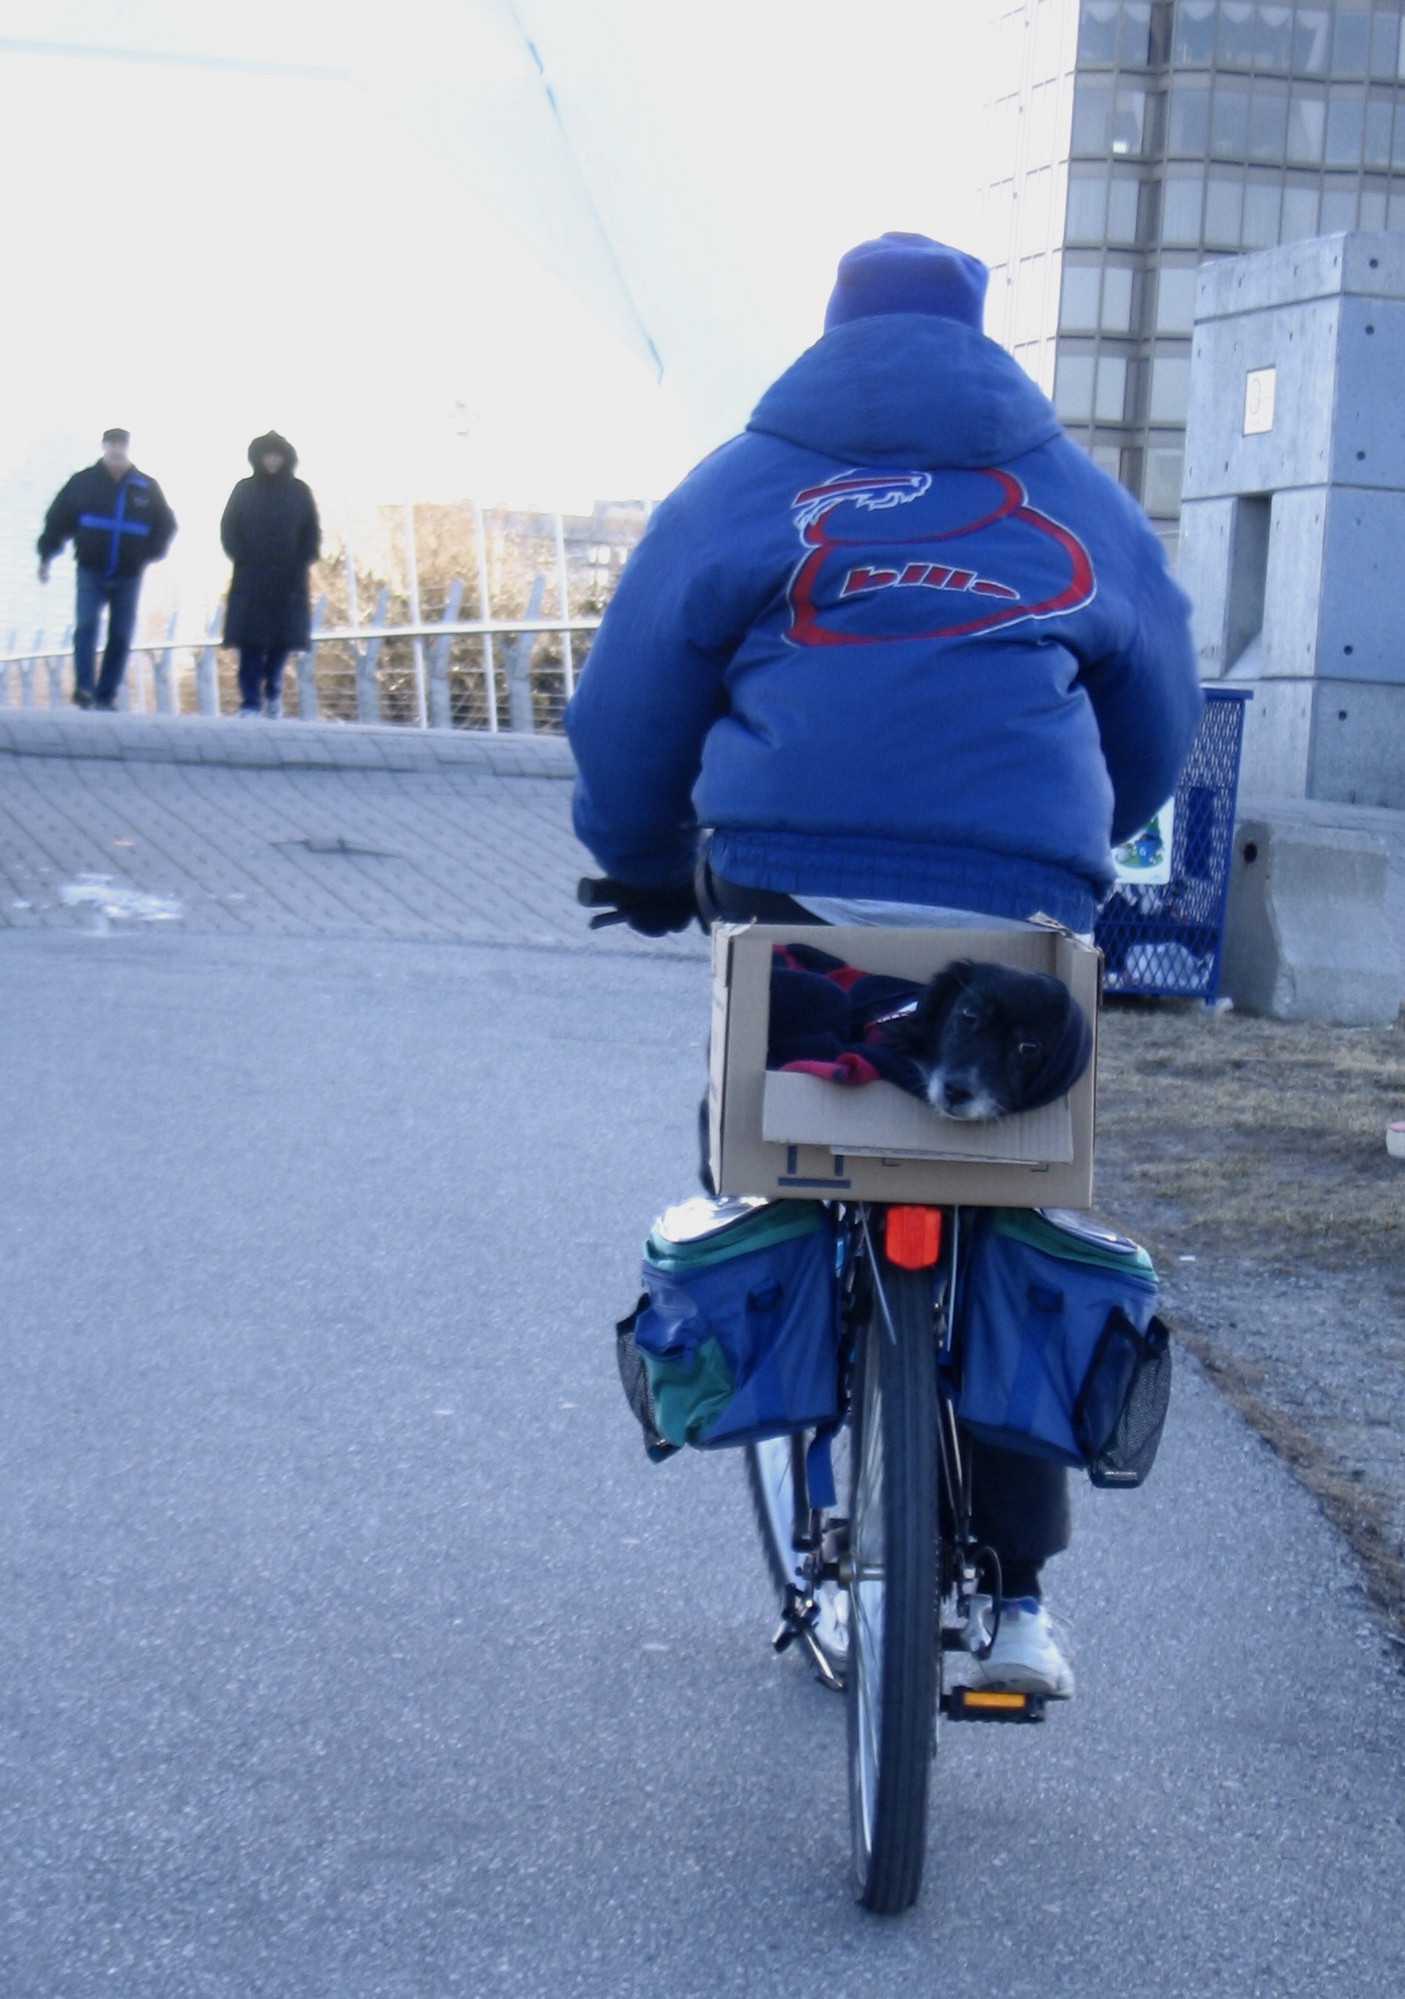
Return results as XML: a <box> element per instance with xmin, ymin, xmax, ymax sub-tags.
<box><xmin>0</xmin><ymin>712</ymin><xmax>704</xmax><ymax>955</ymax></box>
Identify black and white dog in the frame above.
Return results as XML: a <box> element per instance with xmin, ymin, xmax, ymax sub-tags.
<box><xmin>880</xmin><ymin>959</ymin><xmax>1093</xmax><ymax>1121</ymax></box>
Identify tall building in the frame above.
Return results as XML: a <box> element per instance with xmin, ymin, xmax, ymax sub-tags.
<box><xmin>980</xmin><ymin>0</ymin><xmax>1405</xmax><ymax>558</ymax></box>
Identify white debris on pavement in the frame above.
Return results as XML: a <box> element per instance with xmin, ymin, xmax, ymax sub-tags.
<box><xmin>58</xmin><ymin>875</ymin><xmax>183</xmax><ymax>923</ymax></box>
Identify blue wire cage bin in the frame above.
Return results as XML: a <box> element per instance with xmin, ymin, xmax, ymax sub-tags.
<box><xmin>1095</xmin><ymin>687</ymin><xmax>1252</xmax><ymax>1003</ymax></box>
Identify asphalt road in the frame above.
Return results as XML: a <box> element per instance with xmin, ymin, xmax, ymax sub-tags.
<box><xmin>1</xmin><ymin>920</ymin><xmax>1403</xmax><ymax>1998</ymax></box>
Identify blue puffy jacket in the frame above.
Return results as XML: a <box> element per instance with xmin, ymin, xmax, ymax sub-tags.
<box><xmin>566</xmin><ymin>313</ymin><xmax>1200</xmax><ymax>933</ymax></box>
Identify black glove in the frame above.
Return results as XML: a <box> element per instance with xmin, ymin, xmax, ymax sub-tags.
<box><xmin>577</xmin><ymin>877</ymin><xmax>699</xmax><ymax>935</ymax></box>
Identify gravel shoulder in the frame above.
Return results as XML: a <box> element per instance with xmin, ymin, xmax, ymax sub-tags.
<box><xmin>1094</xmin><ymin>998</ymin><xmax>1405</xmax><ymax>1636</ymax></box>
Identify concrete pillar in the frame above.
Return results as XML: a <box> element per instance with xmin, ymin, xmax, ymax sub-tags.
<box><xmin>1182</xmin><ymin>232</ymin><xmax>1405</xmax><ymax>809</ymax></box>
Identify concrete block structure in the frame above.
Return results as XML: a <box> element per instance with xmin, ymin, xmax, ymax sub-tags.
<box><xmin>1219</xmin><ymin>808</ymin><xmax>1401</xmax><ymax>1020</ymax></box>
<box><xmin>1179</xmin><ymin>230</ymin><xmax>1405</xmax><ymax>806</ymax></box>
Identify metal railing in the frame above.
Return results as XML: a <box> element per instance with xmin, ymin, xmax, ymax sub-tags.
<box><xmin>0</xmin><ymin>599</ymin><xmax>603</xmax><ymax>732</ymax></box>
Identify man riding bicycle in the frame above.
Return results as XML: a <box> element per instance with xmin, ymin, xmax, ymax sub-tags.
<box><xmin>565</xmin><ymin>231</ymin><xmax>1200</xmax><ymax>1701</ymax></box>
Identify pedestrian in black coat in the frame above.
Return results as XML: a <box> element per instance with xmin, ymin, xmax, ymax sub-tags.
<box><xmin>220</xmin><ymin>432</ymin><xmax>321</xmax><ymax>717</ymax></box>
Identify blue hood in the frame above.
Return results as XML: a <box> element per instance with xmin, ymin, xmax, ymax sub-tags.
<box><xmin>747</xmin><ymin>315</ymin><xmax>1062</xmax><ymax>470</ymax></box>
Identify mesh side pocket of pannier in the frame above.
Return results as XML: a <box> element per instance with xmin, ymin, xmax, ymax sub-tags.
<box><xmin>616</xmin><ymin>1301</ymin><xmax>680</xmax><ymax>1463</ymax></box>
<box><xmin>1087</xmin><ymin>1316</ymin><xmax>1172</xmax><ymax>1490</ymax></box>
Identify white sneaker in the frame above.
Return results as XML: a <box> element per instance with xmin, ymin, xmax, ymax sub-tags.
<box><xmin>964</xmin><ymin>1597</ymin><xmax>1074</xmax><ymax>1700</ymax></box>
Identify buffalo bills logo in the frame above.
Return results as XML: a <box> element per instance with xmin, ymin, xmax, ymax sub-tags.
<box><xmin>785</xmin><ymin>467</ymin><xmax>1095</xmax><ymax>647</ymax></box>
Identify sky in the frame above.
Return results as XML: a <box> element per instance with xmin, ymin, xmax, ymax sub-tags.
<box><xmin>0</xmin><ymin>0</ymin><xmax>991</xmax><ymax>633</ymax></box>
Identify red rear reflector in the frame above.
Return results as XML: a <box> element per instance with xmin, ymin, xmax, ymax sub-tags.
<box><xmin>885</xmin><ymin>1206</ymin><xmax>942</xmax><ymax>1270</ymax></box>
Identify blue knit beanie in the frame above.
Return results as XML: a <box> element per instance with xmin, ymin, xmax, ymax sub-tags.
<box><xmin>824</xmin><ymin>232</ymin><xmax>989</xmax><ymax>333</ymax></box>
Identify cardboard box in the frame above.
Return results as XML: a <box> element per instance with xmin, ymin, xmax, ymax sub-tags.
<box><xmin>708</xmin><ymin>923</ymin><xmax>1099</xmax><ymax>1208</ymax></box>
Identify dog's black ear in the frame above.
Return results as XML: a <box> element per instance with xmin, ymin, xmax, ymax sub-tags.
<box><xmin>881</xmin><ymin>961</ymin><xmax>971</xmax><ymax>1052</ymax></box>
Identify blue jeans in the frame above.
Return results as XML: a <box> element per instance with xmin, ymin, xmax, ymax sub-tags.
<box><xmin>238</xmin><ymin>647</ymin><xmax>289</xmax><ymax>713</ymax></box>
<box><xmin>73</xmin><ymin>568</ymin><xmax>143</xmax><ymax>703</ymax></box>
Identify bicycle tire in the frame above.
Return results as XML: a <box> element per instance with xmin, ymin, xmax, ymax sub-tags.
<box><xmin>845</xmin><ymin>1246</ymin><xmax>938</xmax><ymax>1915</ymax></box>
<box><xmin>744</xmin><ymin>1433</ymin><xmax>850</xmax><ymax>1680</ymax></box>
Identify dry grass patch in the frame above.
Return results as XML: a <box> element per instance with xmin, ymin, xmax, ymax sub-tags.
<box><xmin>1095</xmin><ymin>1001</ymin><xmax>1405</xmax><ymax>1268</ymax></box>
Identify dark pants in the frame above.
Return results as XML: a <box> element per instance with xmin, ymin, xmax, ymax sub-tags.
<box><xmin>699</xmin><ymin>859</ymin><xmax>1072</xmax><ymax>1601</ymax></box>
<box><xmin>73</xmin><ymin>568</ymin><xmax>142</xmax><ymax>704</ymax></box>
<box><xmin>238</xmin><ymin>648</ymin><xmax>289</xmax><ymax>713</ymax></box>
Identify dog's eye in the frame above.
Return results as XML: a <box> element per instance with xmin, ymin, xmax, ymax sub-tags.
<box><xmin>960</xmin><ymin>1006</ymin><xmax>979</xmax><ymax>1024</ymax></box>
<box><xmin>1018</xmin><ymin>1040</ymin><xmax>1041</xmax><ymax>1058</ymax></box>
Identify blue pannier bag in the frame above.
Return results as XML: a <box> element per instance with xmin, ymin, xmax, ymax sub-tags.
<box><xmin>616</xmin><ymin>1197</ymin><xmax>839</xmax><ymax>1457</ymax></box>
<box><xmin>955</xmin><ymin>1208</ymin><xmax>1171</xmax><ymax>1488</ymax></box>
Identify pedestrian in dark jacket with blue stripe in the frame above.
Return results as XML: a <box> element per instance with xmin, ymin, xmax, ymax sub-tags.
<box><xmin>567</xmin><ymin>235</ymin><xmax>1203</xmax><ymax>1702</ymax></box>
<box><xmin>37</xmin><ymin>429</ymin><xmax>177</xmax><ymax>710</ymax></box>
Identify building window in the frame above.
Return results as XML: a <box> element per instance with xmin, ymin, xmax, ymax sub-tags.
<box><xmin>1095</xmin><ymin>354</ymin><xmax>1129</xmax><ymax>421</ymax></box>
<box><xmin>993</xmin><ymin>9</ymin><xmax>1024</xmax><ymax>94</ymax></box>
<box><xmin>1113</xmin><ymin>87</ymin><xmax>1148</xmax><ymax>155</ymax></box>
<box><xmin>1243</xmin><ymin>174</ymin><xmax>1282</xmax><ymax>244</ymax></box>
<box><xmin>1370</xmin><ymin>7</ymin><xmax>1403</xmax><ymax>79</ymax></box>
<box><xmin>1326</xmin><ymin>86</ymin><xmax>1365</xmax><ymax>164</ymax></box>
<box><xmin>1365</xmin><ymin>90</ymin><xmax>1394</xmax><ymax>166</ymax></box>
<box><xmin>1077</xmin><ymin>0</ymin><xmax>1119</xmax><ymax>63</ymax></box>
<box><xmin>1212</xmin><ymin>79</ymin><xmax>1252</xmax><ymax>156</ymax></box>
<box><xmin>1101</xmin><ymin>264</ymin><xmax>1135</xmax><ymax>330</ymax></box>
<box><xmin>1205</xmin><ymin>170</ymin><xmax>1246</xmax><ymax>244</ymax></box>
<box><xmin>1072</xmin><ymin>82</ymin><xmax>1114</xmax><ymax>153</ymax></box>
<box><xmin>1161</xmin><ymin>170</ymin><xmax>1205</xmax><ymax>242</ymax></box>
<box><xmin>1120</xmin><ymin>1</ymin><xmax>1154</xmax><ymax>65</ymax></box>
<box><xmin>1256</xmin><ymin>4</ymin><xmax>1295</xmax><ymax>71</ymax></box>
<box><xmin>1149</xmin><ymin>356</ymin><xmax>1192</xmax><ymax>422</ymax></box>
<box><xmin>1015</xmin><ymin>256</ymin><xmax>1049</xmax><ymax>341</ymax></box>
<box><xmin>1059</xmin><ymin>263</ymin><xmax>1102</xmax><ymax>330</ymax></box>
<box><xmin>1054</xmin><ymin>352</ymin><xmax>1096</xmax><ymax>422</ymax></box>
<box><xmin>1359</xmin><ymin>181</ymin><xmax>1388</xmax><ymax>227</ymax></box>
<box><xmin>1174</xmin><ymin>0</ymin><xmax>1217</xmax><ymax>64</ymax></box>
<box><xmin>1065</xmin><ymin>168</ymin><xmax>1109</xmax><ymax>241</ymax></box>
<box><xmin>1107</xmin><ymin>175</ymin><xmax>1141</xmax><ymax>242</ymax></box>
<box><xmin>1294</xmin><ymin>7</ymin><xmax>1332</xmax><ymax>76</ymax></box>
<box><xmin>1143</xmin><ymin>447</ymin><xmax>1186</xmax><ymax>517</ymax></box>
<box><xmin>1169</xmin><ymin>76</ymin><xmax>1212</xmax><ymax>152</ymax></box>
<box><xmin>1320</xmin><ymin>180</ymin><xmax>1360</xmax><ymax>229</ymax></box>
<box><xmin>1287</xmin><ymin>83</ymin><xmax>1327</xmax><ymax>161</ymax></box>
<box><xmin>1027</xmin><ymin>80</ymin><xmax>1059</xmax><ymax>165</ymax></box>
<box><xmin>1331</xmin><ymin>4</ymin><xmax>1371</xmax><ymax>76</ymax></box>
<box><xmin>1281</xmin><ymin>178</ymin><xmax>1321</xmax><ymax>237</ymax></box>
<box><xmin>1218</xmin><ymin>1</ymin><xmax>1256</xmax><ymax>66</ymax></box>
<box><xmin>1156</xmin><ymin>265</ymin><xmax>1200</xmax><ymax>332</ymax></box>
<box><xmin>1249</xmin><ymin>78</ymin><xmax>1290</xmax><ymax>159</ymax></box>
<box><xmin>1020</xmin><ymin>167</ymin><xmax>1054</xmax><ymax>255</ymax></box>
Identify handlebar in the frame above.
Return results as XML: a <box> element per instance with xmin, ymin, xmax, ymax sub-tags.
<box><xmin>577</xmin><ymin>875</ymin><xmax>700</xmax><ymax>935</ymax></box>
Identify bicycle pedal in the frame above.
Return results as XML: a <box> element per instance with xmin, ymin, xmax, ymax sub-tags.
<box><xmin>941</xmin><ymin>1688</ymin><xmax>1047</xmax><ymax>1724</ymax></box>
<box><xmin>772</xmin><ymin>1588</ymin><xmax>819</xmax><ymax>1655</ymax></box>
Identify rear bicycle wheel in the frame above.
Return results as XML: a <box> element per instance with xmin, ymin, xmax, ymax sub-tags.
<box><xmin>845</xmin><ymin>1245</ymin><xmax>939</xmax><ymax>1914</ymax></box>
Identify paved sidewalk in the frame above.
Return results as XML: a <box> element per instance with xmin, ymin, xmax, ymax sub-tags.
<box><xmin>2</xmin><ymin>926</ymin><xmax>1403</xmax><ymax>1998</ymax></box>
<box><xmin>0</xmin><ymin>711</ymin><xmax>702</xmax><ymax>954</ymax></box>
<box><xmin>1</xmin><ymin>710</ymin><xmax>1404</xmax><ymax>1992</ymax></box>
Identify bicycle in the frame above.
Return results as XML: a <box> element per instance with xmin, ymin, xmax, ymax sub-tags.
<box><xmin>749</xmin><ymin>1201</ymin><xmax>1049</xmax><ymax>1914</ymax></box>
<box><xmin>581</xmin><ymin>876</ymin><xmax>1050</xmax><ymax>1917</ymax></box>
